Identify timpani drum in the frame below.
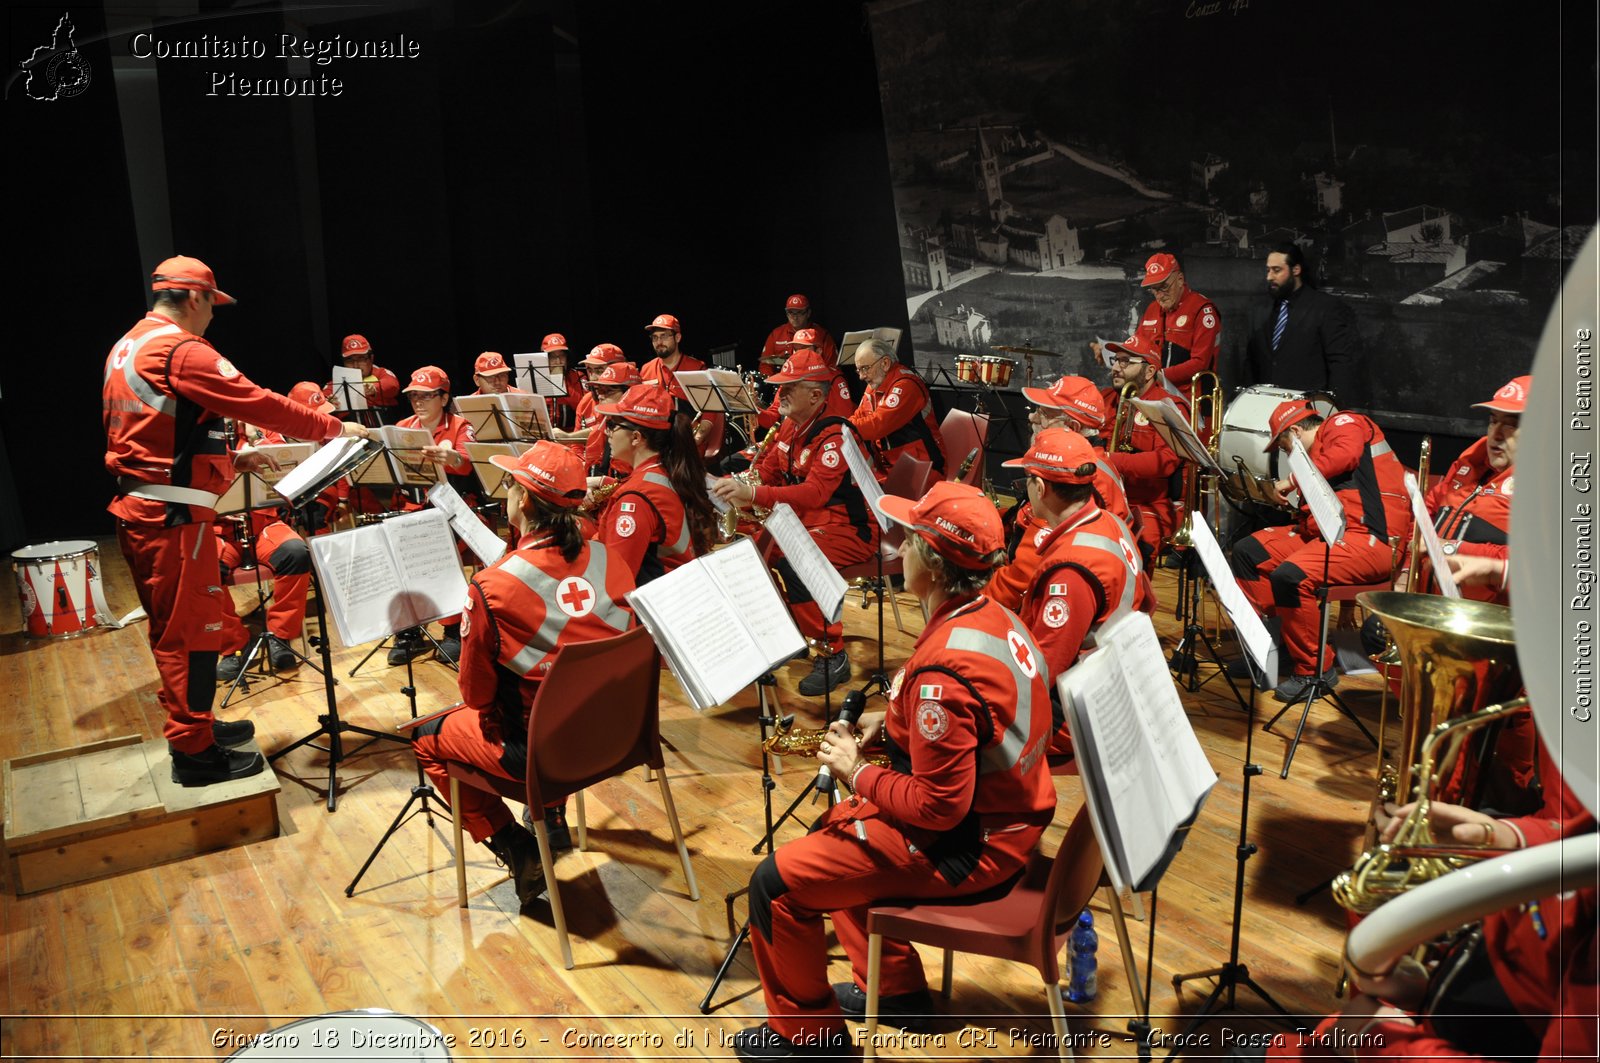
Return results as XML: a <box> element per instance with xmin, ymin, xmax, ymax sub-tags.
<box><xmin>11</xmin><ymin>540</ymin><xmax>104</xmax><ymax>640</ymax></box>
<box><xmin>1218</xmin><ymin>385</ymin><xmax>1336</xmax><ymax>480</ymax></box>
<box><xmin>954</xmin><ymin>353</ymin><xmax>981</xmax><ymax>383</ymax></box>
<box><xmin>223</xmin><ymin>1009</ymin><xmax>453</xmax><ymax>1060</ymax></box>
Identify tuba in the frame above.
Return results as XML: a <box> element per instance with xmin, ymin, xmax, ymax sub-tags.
<box><xmin>1331</xmin><ymin>593</ymin><xmax>1523</xmax><ymax>913</ymax></box>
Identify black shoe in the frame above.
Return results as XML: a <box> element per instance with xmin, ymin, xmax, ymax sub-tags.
<box><xmin>267</xmin><ymin>635</ymin><xmax>298</xmax><ymax>671</ymax></box>
<box><xmin>216</xmin><ymin>653</ymin><xmax>246</xmax><ymax>683</ymax></box>
<box><xmin>387</xmin><ymin>629</ymin><xmax>427</xmax><ymax>666</ymax></box>
<box><xmin>487</xmin><ymin>823</ymin><xmax>548</xmax><ymax>909</ymax></box>
<box><xmin>833</xmin><ymin>981</ymin><xmax>936</xmax><ymax>1031</ymax></box>
<box><xmin>523</xmin><ymin>803</ymin><xmax>573</xmax><ymax>853</ymax></box>
<box><xmin>732</xmin><ymin>1023</ymin><xmax>852</xmax><ymax>1061</ymax></box>
<box><xmin>212</xmin><ymin>718</ymin><xmax>256</xmax><ymax>748</ymax></box>
<box><xmin>436</xmin><ymin>635</ymin><xmax>461</xmax><ymax>664</ymax></box>
<box><xmin>798</xmin><ymin>651</ymin><xmax>850</xmax><ymax>697</ymax></box>
<box><xmin>171</xmin><ymin>744</ymin><xmax>266</xmax><ymax>786</ymax></box>
<box><xmin>1274</xmin><ymin>667</ymin><xmax>1339</xmax><ymax>702</ymax></box>
<box><xmin>1226</xmin><ymin>655</ymin><xmax>1267</xmax><ymax>688</ymax></box>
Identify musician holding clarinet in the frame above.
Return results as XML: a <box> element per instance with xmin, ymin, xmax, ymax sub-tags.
<box><xmin>734</xmin><ymin>482</ymin><xmax>1054</xmax><ymax>1061</ymax></box>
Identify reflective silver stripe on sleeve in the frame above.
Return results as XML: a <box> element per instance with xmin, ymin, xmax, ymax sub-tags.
<box><xmin>498</xmin><ymin>545</ymin><xmax>630</xmax><ymax>675</ymax></box>
<box><xmin>642</xmin><ymin>472</ymin><xmax>692</xmax><ymax>558</ymax></box>
<box><xmin>582</xmin><ymin>543</ymin><xmax>633</xmax><ymax>632</ymax></box>
<box><xmin>121</xmin><ymin>325</ymin><xmax>183</xmax><ymax>417</ymax></box>
<box><xmin>942</xmin><ymin>624</ymin><xmax>1037</xmax><ymax>775</ymax></box>
<box><xmin>1094</xmin><ymin>457</ymin><xmax>1126</xmax><ymax>491</ymax></box>
<box><xmin>1072</xmin><ymin>530</ymin><xmax>1139</xmax><ymax>620</ymax></box>
<box><xmin>1369</xmin><ymin>441</ymin><xmax>1392</xmax><ymax>459</ymax></box>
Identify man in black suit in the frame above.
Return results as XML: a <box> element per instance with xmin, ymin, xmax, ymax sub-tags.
<box><xmin>1245</xmin><ymin>243</ymin><xmax>1364</xmax><ymax>406</ymax></box>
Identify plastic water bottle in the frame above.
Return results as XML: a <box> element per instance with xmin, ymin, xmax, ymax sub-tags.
<box><xmin>1064</xmin><ymin>909</ymin><xmax>1098</xmax><ymax>1003</ymax></box>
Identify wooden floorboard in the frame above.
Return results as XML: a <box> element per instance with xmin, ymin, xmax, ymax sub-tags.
<box><xmin>0</xmin><ymin>538</ymin><xmax>1399</xmax><ymax>1059</ymax></box>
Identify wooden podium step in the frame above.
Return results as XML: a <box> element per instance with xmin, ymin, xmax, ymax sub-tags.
<box><xmin>2</xmin><ymin>734</ymin><xmax>280</xmax><ymax>894</ymax></box>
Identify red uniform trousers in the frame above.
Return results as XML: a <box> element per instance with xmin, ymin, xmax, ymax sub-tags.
<box><xmin>1234</xmin><ymin>525</ymin><xmax>1391</xmax><ymax>676</ymax></box>
<box><xmin>116</xmin><ymin>521</ymin><xmax>227</xmax><ymax>754</ymax></box>
<box><xmin>774</xmin><ymin>525</ymin><xmax>876</xmax><ymax>655</ymax></box>
<box><xmin>216</xmin><ymin>520</ymin><xmax>311</xmax><ymax>649</ymax></box>
<box><xmin>1130</xmin><ymin>498</ymin><xmax>1175</xmax><ymax>563</ymax></box>
<box><xmin>749</xmin><ymin>796</ymin><xmax>1040</xmax><ymax>1045</ymax></box>
<box><xmin>411</xmin><ymin>706</ymin><xmax>523</xmax><ymax>841</ymax></box>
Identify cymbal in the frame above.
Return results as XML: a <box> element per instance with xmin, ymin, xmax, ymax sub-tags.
<box><xmin>991</xmin><ymin>344</ymin><xmax>1061</xmax><ymax>357</ymax></box>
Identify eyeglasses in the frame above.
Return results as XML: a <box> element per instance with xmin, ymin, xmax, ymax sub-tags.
<box><xmin>1110</xmin><ymin>357</ymin><xmax>1140</xmax><ymax>367</ymax></box>
<box><xmin>853</xmin><ymin>358</ymin><xmax>882</xmax><ymax>372</ymax></box>
<box><xmin>1150</xmin><ymin>276</ymin><xmax>1181</xmax><ymax>294</ymax></box>
<box><xmin>605</xmin><ymin>419</ymin><xmax>635</xmax><ymax>433</ymax></box>
<box><xmin>408</xmin><ymin>390</ymin><xmax>445</xmax><ymax>400</ymax></box>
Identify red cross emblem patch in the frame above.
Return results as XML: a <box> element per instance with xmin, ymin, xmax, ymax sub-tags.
<box><xmin>615</xmin><ymin>514</ymin><xmax>636</xmax><ymax>538</ymax></box>
<box><xmin>1006</xmin><ymin>629</ymin><xmax>1038</xmax><ymax>678</ymax></box>
<box><xmin>557</xmin><ymin>576</ymin><xmax>597</xmax><ymax>618</ymax></box>
<box><xmin>1042</xmin><ymin>597</ymin><xmax>1069</xmax><ymax>629</ymax></box>
<box><xmin>916</xmin><ymin>700</ymin><xmax>949</xmax><ymax>741</ymax></box>
<box><xmin>1119</xmin><ymin>539</ymin><xmax>1139</xmax><ymax>573</ymax></box>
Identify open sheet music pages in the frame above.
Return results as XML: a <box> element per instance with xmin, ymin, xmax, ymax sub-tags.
<box><xmin>427</xmin><ymin>481</ymin><xmax>507</xmax><ymax>568</ymax></box>
<box><xmin>762</xmin><ymin>503</ymin><xmax>849</xmax><ymax>623</ymax></box>
<box><xmin>625</xmin><ymin>537</ymin><xmax>805</xmax><ymax>711</ymax></box>
<box><xmin>1060</xmin><ymin>612</ymin><xmax>1217</xmax><ymax>894</ymax></box>
<box><xmin>309</xmin><ymin>508</ymin><xmax>469</xmax><ymax>647</ymax></box>
<box><xmin>1093</xmin><ymin>337</ymin><xmax>1117</xmax><ymax>370</ymax></box>
<box><xmin>329</xmin><ymin>366</ymin><xmax>368</xmax><ymax>411</ymax></box>
<box><xmin>352</xmin><ymin>425</ymin><xmax>442</xmax><ymax>488</ymax></box>
<box><xmin>218</xmin><ymin>443</ymin><xmax>315</xmax><ymax>512</ymax></box>
<box><xmin>1188</xmin><ymin>517</ymin><xmax>1278</xmax><ymax>688</ymax></box>
<box><xmin>1405</xmin><ymin>471</ymin><xmax>1461</xmax><ymax>599</ymax></box>
<box><xmin>454</xmin><ymin>395</ymin><xmax>507</xmax><ymax>441</ymax></box>
<box><xmin>465</xmin><ymin>441</ymin><xmax>530</xmax><ymax>500</ymax></box>
<box><xmin>704</xmin><ymin>473</ymin><xmax>731</xmax><ymax>515</ymax></box>
<box><xmin>1130</xmin><ymin>397</ymin><xmax>1217</xmax><ymax>470</ymax></box>
<box><xmin>839</xmin><ymin>326</ymin><xmax>903</xmax><ymax>362</ymax></box>
<box><xmin>1288</xmin><ymin>435</ymin><xmax>1346</xmax><ymax>545</ymax></box>
<box><xmin>840</xmin><ymin>428</ymin><xmax>889</xmax><ymax>532</ymax></box>
<box><xmin>675</xmin><ymin>369</ymin><xmax>762</xmax><ymax>415</ymax></box>
<box><xmin>274</xmin><ymin>436</ymin><xmax>371</xmax><ymax>503</ymax></box>
<box><xmin>513</xmin><ymin>353</ymin><xmax>567</xmax><ymax>398</ymax></box>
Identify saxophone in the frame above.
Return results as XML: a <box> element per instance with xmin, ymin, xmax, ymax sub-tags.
<box><xmin>720</xmin><ymin>425</ymin><xmax>778</xmax><ymax>540</ymax></box>
<box><xmin>763</xmin><ymin>715</ymin><xmax>891</xmax><ymax>769</ymax></box>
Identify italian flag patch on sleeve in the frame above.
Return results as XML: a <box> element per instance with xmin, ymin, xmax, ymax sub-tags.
<box><xmin>1047</xmin><ymin>583</ymin><xmax>1069</xmax><ymax>596</ymax></box>
<box><xmin>917</xmin><ymin>683</ymin><xmax>943</xmax><ymax>700</ymax></box>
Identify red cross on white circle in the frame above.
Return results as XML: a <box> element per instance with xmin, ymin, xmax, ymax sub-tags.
<box><xmin>557</xmin><ymin>576</ymin><xmax>596</xmax><ymax>618</ymax></box>
<box><xmin>1006</xmin><ymin>629</ymin><xmax>1037</xmax><ymax>678</ymax></box>
<box><xmin>1119</xmin><ymin>539</ymin><xmax>1139</xmax><ymax>574</ymax></box>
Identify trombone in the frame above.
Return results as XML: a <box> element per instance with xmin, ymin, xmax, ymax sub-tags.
<box><xmin>1168</xmin><ymin>370</ymin><xmax>1224</xmax><ymax>551</ymax></box>
<box><xmin>1106</xmin><ymin>381</ymin><xmax>1139</xmax><ymax>453</ymax></box>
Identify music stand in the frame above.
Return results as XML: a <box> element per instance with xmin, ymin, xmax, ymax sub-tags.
<box><xmin>513</xmin><ymin>352</ymin><xmax>568</xmax><ymax>400</ymax></box>
<box><xmin>329</xmin><ymin>367</ymin><xmax>383</xmax><ymax>429</ymax></box>
<box><xmin>676</xmin><ymin>369</ymin><xmax>763</xmax><ymax>425</ymax></box>
<box><xmin>267</xmin><ymin>437</ymin><xmax>408</xmax><ymax>812</ymax></box>
<box><xmin>707</xmin><ymin>342</ymin><xmax>739</xmax><ymax>370</ymax></box>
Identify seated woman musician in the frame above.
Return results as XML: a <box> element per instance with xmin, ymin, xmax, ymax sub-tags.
<box><xmin>410</xmin><ymin>441</ymin><xmax>636</xmax><ymax>910</ymax></box>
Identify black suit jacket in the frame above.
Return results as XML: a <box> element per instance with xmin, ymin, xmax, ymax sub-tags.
<box><xmin>1244</xmin><ymin>285</ymin><xmax>1363</xmax><ymax>407</ymax></box>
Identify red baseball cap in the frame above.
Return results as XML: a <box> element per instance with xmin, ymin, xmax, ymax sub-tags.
<box><xmin>596</xmin><ymin>383</ymin><xmax>674</xmax><ymax>431</ymax></box>
<box><xmin>288</xmin><ymin>381</ymin><xmax>330</xmax><ymax>410</ymax></box>
<box><xmin>489</xmin><ymin>440</ymin><xmax>587</xmax><ymax>508</ymax></box>
<box><xmin>403</xmin><ymin>366</ymin><xmax>451</xmax><ymax>393</ymax></box>
<box><xmin>151</xmin><ymin>255</ymin><xmax>235</xmax><ymax>306</ymax></box>
<box><xmin>474</xmin><ymin>351</ymin><xmax>512</xmax><ymax>376</ymax></box>
<box><xmin>780</xmin><ymin>327</ymin><xmax>823</xmax><ymax>349</ymax></box>
<box><xmin>1002</xmin><ymin>427</ymin><xmax>1099</xmax><ymax>485</ymax></box>
<box><xmin>1141</xmin><ymin>252</ymin><xmax>1179</xmax><ymax>288</ymax></box>
<box><xmin>1021</xmin><ymin>375</ymin><xmax>1107</xmax><ymax>428</ymax></box>
<box><xmin>541</xmin><ymin>333</ymin><xmax>569</xmax><ymax>353</ymax></box>
<box><xmin>1472</xmin><ymin>375</ymin><xmax>1532</xmax><ymax>414</ymax></box>
<box><xmin>767</xmin><ymin>349</ymin><xmax>834</xmax><ymax>384</ymax></box>
<box><xmin>592</xmin><ymin>361</ymin><xmax>642</xmax><ymax>389</ymax></box>
<box><xmin>1105</xmin><ymin>333</ymin><xmax>1161</xmax><ymax>366</ymax></box>
<box><xmin>1264</xmin><ymin>398</ymin><xmax>1322</xmax><ymax>451</ymax></box>
<box><xmin>582</xmin><ymin>342</ymin><xmax>626</xmax><ymax>367</ymax></box>
<box><xmin>785</xmin><ymin>294</ymin><xmax>810</xmax><ymax>311</ymax></box>
<box><xmin>645</xmin><ymin>313</ymin><xmax>681</xmax><ymax>334</ymax></box>
<box><xmin>875</xmin><ymin>481</ymin><xmax>1005</xmax><ymax>571</ymax></box>
<box><xmin>341</xmin><ymin>334</ymin><xmax>373</xmax><ymax>357</ymax></box>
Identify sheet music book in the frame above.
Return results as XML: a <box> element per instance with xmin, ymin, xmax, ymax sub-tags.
<box><xmin>217</xmin><ymin>443</ymin><xmax>316</xmax><ymax>512</ymax></box>
<box><xmin>675</xmin><ymin>369</ymin><xmax>763</xmax><ymax>415</ymax></box>
<box><xmin>625</xmin><ymin>537</ymin><xmax>806</xmax><ymax>711</ymax></box>
<box><xmin>351</xmin><ymin>425</ymin><xmax>445</xmax><ymax>488</ymax></box>
<box><xmin>328</xmin><ymin>366</ymin><xmax>369</xmax><ymax>411</ymax></box>
<box><xmin>1287</xmin><ymin>435</ymin><xmax>1346</xmax><ymax>545</ymax></box>
<box><xmin>1406</xmin><ymin>471</ymin><xmax>1461</xmax><ymax>599</ymax></box>
<box><xmin>273</xmin><ymin>436</ymin><xmax>374</xmax><ymax>504</ymax></box>
<box><xmin>1059</xmin><ymin>611</ymin><xmax>1218</xmax><ymax>894</ymax></box>
<box><xmin>840</xmin><ymin>428</ymin><xmax>889</xmax><ymax>532</ymax></box>
<box><xmin>1188</xmin><ymin>517</ymin><xmax>1279</xmax><ymax>688</ymax></box>
<box><xmin>308</xmin><ymin>508</ymin><xmax>469</xmax><ymax>646</ymax></box>
<box><xmin>1129</xmin><ymin>397</ymin><xmax>1217</xmax><ymax>470</ymax></box>
<box><xmin>839</xmin><ymin>326</ymin><xmax>903</xmax><ymax>363</ymax></box>
<box><xmin>465</xmin><ymin>441</ymin><xmax>531</xmax><ymax>500</ymax></box>
<box><xmin>763</xmin><ymin>503</ymin><xmax>849</xmax><ymax>623</ymax></box>
<box><xmin>427</xmin><ymin>481</ymin><xmax>507</xmax><ymax>568</ymax></box>
<box><xmin>704</xmin><ymin>473</ymin><xmax>731</xmax><ymax>515</ymax></box>
<box><xmin>513</xmin><ymin>352</ymin><xmax>568</xmax><ymax>398</ymax></box>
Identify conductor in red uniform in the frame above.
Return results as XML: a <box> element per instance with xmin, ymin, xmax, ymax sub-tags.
<box><xmin>411</xmin><ymin>442</ymin><xmax>636</xmax><ymax>909</ymax></box>
<box><xmin>733</xmin><ymin>481</ymin><xmax>1055</xmax><ymax>1060</ymax></box>
<box><xmin>849</xmin><ymin>337</ymin><xmax>946</xmax><ymax>479</ymax></box>
<box><xmin>103</xmin><ymin>256</ymin><xmax>365</xmax><ymax>785</ymax></box>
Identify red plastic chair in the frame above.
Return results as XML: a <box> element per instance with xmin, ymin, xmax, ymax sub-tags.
<box><xmin>447</xmin><ymin>626</ymin><xmax>700</xmax><ymax>968</ymax></box>
<box><xmin>838</xmin><ymin>454</ymin><xmax>934</xmax><ymax>633</ymax></box>
<box><xmin>861</xmin><ymin>805</ymin><xmax>1103</xmax><ymax>1061</ymax></box>
<box><xmin>938</xmin><ymin>408</ymin><xmax>990</xmax><ymax>487</ymax></box>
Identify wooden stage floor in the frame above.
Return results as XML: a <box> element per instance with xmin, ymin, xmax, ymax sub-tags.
<box><xmin>0</xmin><ymin>539</ymin><xmax>1391</xmax><ymax>1060</ymax></box>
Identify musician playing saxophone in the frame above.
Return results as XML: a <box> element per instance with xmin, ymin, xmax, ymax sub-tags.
<box><xmin>1101</xmin><ymin>333</ymin><xmax>1188</xmax><ymax>569</ymax></box>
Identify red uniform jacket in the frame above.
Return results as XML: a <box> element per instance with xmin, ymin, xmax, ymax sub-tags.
<box><xmin>753</xmin><ymin>415</ymin><xmax>879</xmax><ymax>547</ymax></box>
<box><xmin>597</xmin><ymin>456</ymin><xmax>697</xmax><ymax>584</ymax></box>
<box><xmin>1135</xmin><ymin>287</ymin><xmax>1221</xmax><ymax>390</ymax></box>
<box><xmin>1291</xmin><ymin>412</ymin><xmax>1410</xmax><ymax>544</ymax></box>
<box><xmin>323</xmin><ymin>364</ymin><xmax>401</xmax><ymax>409</ymax></box>
<box><xmin>573</xmin><ymin>391</ymin><xmax>603</xmax><ymax>467</ymax></box>
<box><xmin>851</xmin><ymin>593</ymin><xmax>1056</xmax><ymax>884</ymax></box>
<box><xmin>756</xmin><ymin>368</ymin><xmax>854</xmax><ymax>430</ymax></box>
<box><xmin>851</xmin><ymin>362</ymin><xmax>947</xmax><ymax>477</ymax></box>
<box><xmin>1020</xmin><ymin>504</ymin><xmax>1149</xmax><ymax>685</ymax></box>
<box><xmin>641</xmin><ymin>352</ymin><xmax>724</xmax><ymax>456</ymax></box>
<box><xmin>1105</xmin><ymin>380</ymin><xmax>1187</xmax><ymax>507</ymax></box>
<box><xmin>760</xmin><ymin>321</ymin><xmax>838</xmax><ymax>370</ymax></box>
<box><xmin>395</xmin><ymin>411</ymin><xmax>475</xmax><ymax>475</ymax></box>
<box><xmin>1419</xmin><ymin>437</ymin><xmax>1512</xmax><ymax>603</ymax></box>
<box><xmin>104</xmin><ymin>312</ymin><xmax>342</xmax><ymax>525</ymax></box>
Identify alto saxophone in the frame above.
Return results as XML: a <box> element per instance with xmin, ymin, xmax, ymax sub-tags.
<box><xmin>721</xmin><ymin>425</ymin><xmax>779</xmax><ymax>539</ymax></box>
<box><xmin>763</xmin><ymin>715</ymin><xmax>891</xmax><ymax>769</ymax></box>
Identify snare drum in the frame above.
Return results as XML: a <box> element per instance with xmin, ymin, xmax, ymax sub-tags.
<box><xmin>12</xmin><ymin>540</ymin><xmax>104</xmax><ymax>639</ymax></box>
<box><xmin>954</xmin><ymin>354</ymin><xmax>981</xmax><ymax>383</ymax></box>
<box><xmin>1219</xmin><ymin>385</ymin><xmax>1336</xmax><ymax>480</ymax></box>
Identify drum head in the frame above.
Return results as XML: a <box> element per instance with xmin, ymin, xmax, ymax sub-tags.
<box><xmin>11</xmin><ymin>540</ymin><xmax>97</xmax><ymax>563</ymax></box>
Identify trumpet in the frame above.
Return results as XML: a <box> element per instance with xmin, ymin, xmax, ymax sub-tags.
<box><xmin>1106</xmin><ymin>381</ymin><xmax>1139</xmax><ymax>453</ymax></box>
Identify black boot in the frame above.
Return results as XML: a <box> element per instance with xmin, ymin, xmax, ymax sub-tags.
<box><xmin>522</xmin><ymin>802</ymin><xmax>573</xmax><ymax>852</ymax></box>
<box><xmin>171</xmin><ymin>744</ymin><xmax>265</xmax><ymax>786</ymax></box>
<box><xmin>487</xmin><ymin>823</ymin><xmax>547</xmax><ymax>909</ymax></box>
